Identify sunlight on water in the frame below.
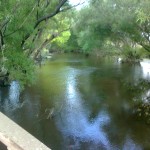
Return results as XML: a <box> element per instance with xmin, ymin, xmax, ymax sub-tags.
<box><xmin>9</xmin><ymin>81</ymin><xmax>20</xmax><ymax>105</ymax></box>
<box><xmin>56</xmin><ymin>68</ymin><xmax>112</xmax><ymax>149</ymax></box>
<box><xmin>123</xmin><ymin>137</ymin><xmax>142</xmax><ymax>150</ymax></box>
<box><xmin>68</xmin><ymin>83</ymin><xmax>74</xmax><ymax>95</ymax></box>
<box><xmin>142</xmin><ymin>89</ymin><xmax>150</xmax><ymax>103</ymax></box>
<box><xmin>140</xmin><ymin>59</ymin><xmax>150</xmax><ymax>78</ymax></box>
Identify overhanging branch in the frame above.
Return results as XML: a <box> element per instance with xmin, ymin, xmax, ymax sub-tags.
<box><xmin>60</xmin><ymin>1</ymin><xmax>85</xmax><ymax>12</ymax></box>
<box><xmin>34</xmin><ymin>0</ymin><xmax>67</xmax><ymax>29</ymax></box>
<box><xmin>21</xmin><ymin>0</ymin><xmax>68</xmax><ymax>48</ymax></box>
<box><xmin>33</xmin><ymin>27</ymin><xmax>70</xmax><ymax>59</ymax></box>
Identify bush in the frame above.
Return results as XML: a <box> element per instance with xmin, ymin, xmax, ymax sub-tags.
<box><xmin>122</xmin><ymin>46</ymin><xmax>141</xmax><ymax>62</ymax></box>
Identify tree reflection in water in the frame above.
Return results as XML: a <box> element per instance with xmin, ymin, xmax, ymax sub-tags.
<box><xmin>0</xmin><ymin>55</ymin><xmax>150</xmax><ymax>150</ymax></box>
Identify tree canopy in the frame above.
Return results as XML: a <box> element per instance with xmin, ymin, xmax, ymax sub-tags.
<box><xmin>0</xmin><ymin>0</ymin><xmax>71</xmax><ymax>87</ymax></box>
<box><xmin>0</xmin><ymin>0</ymin><xmax>150</xmax><ymax>87</ymax></box>
<box><xmin>69</xmin><ymin>0</ymin><xmax>150</xmax><ymax>54</ymax></box>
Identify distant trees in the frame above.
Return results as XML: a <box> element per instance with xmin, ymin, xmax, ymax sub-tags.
<box><xmin>69</xmin><ymin>0</ymin><xmax>150</xmax><ymax>54</ymax></box>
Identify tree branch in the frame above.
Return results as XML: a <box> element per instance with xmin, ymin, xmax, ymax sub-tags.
<box><xmin>139</xmin><ymin>42</ymin><xmax>150</xmax><ymax>52</ymax></box>
<box><xmin>33</xmin><ymin>27</ymin><xmax>70</xmax><ymax>59</ymax></box>
<box><xmin>5</xmin><ymin>3</ymin><xmax>37</xmax><ymax>38</ymax></box>
<box><xmin>60</xmin><ymin>1</ymin><xmax>85</xmax><ymax>12</ymax></box>
<box><xmin>0</xmin><ymin>31</ymin><xmax>4</xmax><ymax>50</ymax></box>
<box><xmin>34</xmin><ymin>0</ymin><xmax>67</xmax><ymax>29</ymax></box>
<box><xmin>21</xmin><ymin>0</ymin><xmax>68</xmax><ymax>48</ymax></box>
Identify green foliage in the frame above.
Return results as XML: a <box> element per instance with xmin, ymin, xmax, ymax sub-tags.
<box><xmin>52</xmin><ymin>31</ymin><xmax>71</xmax><ymax>50</ymax></box>
<box><xmin>71</xmin><ymin>0</ymin><xmax>150</xmax><ymax>55</ymax></box>
<box><xmin>4</xmin><ymin>50</ymin><xmax>36</xmax><ymax>89</ymax></box>
<box><xmin>138</xmin><ymin>48</ymin><xmax>150</xmax><ymax>58</ymax></box>
<box><xmin>135</xmin><ymin>102</ymin><xmax>150</xmax><ymax>124</ymax></box>
<box><xmin>0</xmin><ymin>0</ymin><xmax>70</xmax><ymax>87</ymax></box>
<box><xmin>123</xmin><ymin>79</ymin><xmax>150</xmax><ymax>93</ymax></box>
<box><xmin>122</xmin><ymin>46</ymin><xmax>141</xmax><ymax>61</ymax></box>
<box><xmin>64</xmin><ymin>30</ymin><xmax>80</xmax><ymax>52</ymax></box>
<box><xmin>49</xmin><ymin>10</ymin><xmax>75</xmax><ymax>52</ymax></box>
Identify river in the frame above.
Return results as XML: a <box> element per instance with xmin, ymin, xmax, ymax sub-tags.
<box><xmin>0</xmin><ymin>54</ymin><xmax>150</xmax><ymax>150</ymax></box>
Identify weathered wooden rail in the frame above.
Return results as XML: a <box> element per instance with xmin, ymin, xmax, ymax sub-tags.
<box><xmin>0</xmin><ymin>112</ymin><xmax>51</xmax><ymax>150</ymax></box>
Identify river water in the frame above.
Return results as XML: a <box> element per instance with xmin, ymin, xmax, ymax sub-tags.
<box><xmin>0</xmin><ymin>54</ymin><xmax>150</xmax><ymax>150</ymax></box>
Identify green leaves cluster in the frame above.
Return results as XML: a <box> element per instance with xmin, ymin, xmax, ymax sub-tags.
<box><xmin>4</xmin><ymin>50</ymin><xmax>36</xmax><ymax>89</ymax></box>
<box><xmin>70</xmin><ymin>0</ymin><xmax>150</xmax><ymax>55</ymax></box>
<box><xmin>0</xmin><ymin>0</ymin><xmax>69</xmax><ymax>87</ymax></box>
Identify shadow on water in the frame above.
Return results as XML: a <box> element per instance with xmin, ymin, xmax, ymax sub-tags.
<box><xmin>0</xmin><ymin>54</ymin><xmax>150</xmax><ymax>150</ymax></box>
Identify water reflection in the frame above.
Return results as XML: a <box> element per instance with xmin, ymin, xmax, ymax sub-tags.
<box><xmin>0</xmin><ymin>81</ymin><xmax>41</xmax><ymax>130</ymax></box>
<box><xmin>140</xmin><ymin>59</ymin><xmax>150</xmax><ymax>79</ymax></box>
<box><xmin>55</xmin><ymin>68</ymin><xmax>111</xmax><ymax>149</ymax></box>
<box><xmin>142</xmin><ymin>89</ymin><xmax>150</xmax><ymax>103</ymax></box>
<box><xmin>122</xmin><ymin>137</ymin><xmax>142</xmax><ymax>150</ymax></box>
<box><xmin>0</xmin><ymin>81</ymin><xmax>22</xmax><ymax>115</ymax></box>
<box><xmin>9</xmin><ymin>82</ymin><xmax>20</xmax><ymax>101</ymax></box>
<box><xmin>0</xmin><ymin>54</ymin><xmax>150</xmax><ymax>150</ymax></box>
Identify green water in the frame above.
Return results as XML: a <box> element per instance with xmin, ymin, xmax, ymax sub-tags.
<box><xmin>0</xmin><ymin>54</ymin><xmax>150</xmax><ymax>150</ymax></box>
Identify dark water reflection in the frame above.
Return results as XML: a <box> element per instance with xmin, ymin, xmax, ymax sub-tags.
<box><xmin>0</xmin><ymin>54</ymin><xmax>150</xmax><ymax>150</ymax></box>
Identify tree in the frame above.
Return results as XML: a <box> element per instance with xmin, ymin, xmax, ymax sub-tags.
<box><xmin>72</xmin><ymin>0</ymin><xmax>150</xmax><ymax>54</ymax></box>
<box><xmin>0</xmin><ymin>0</ymin><xmax>70</xmax><ymax>87</ymax></box>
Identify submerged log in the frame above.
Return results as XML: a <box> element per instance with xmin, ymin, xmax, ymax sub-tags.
<box><xmin>45</xmin><ymin>108</ymin><xmax>55</xmax><ymax>119</ymax></box>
